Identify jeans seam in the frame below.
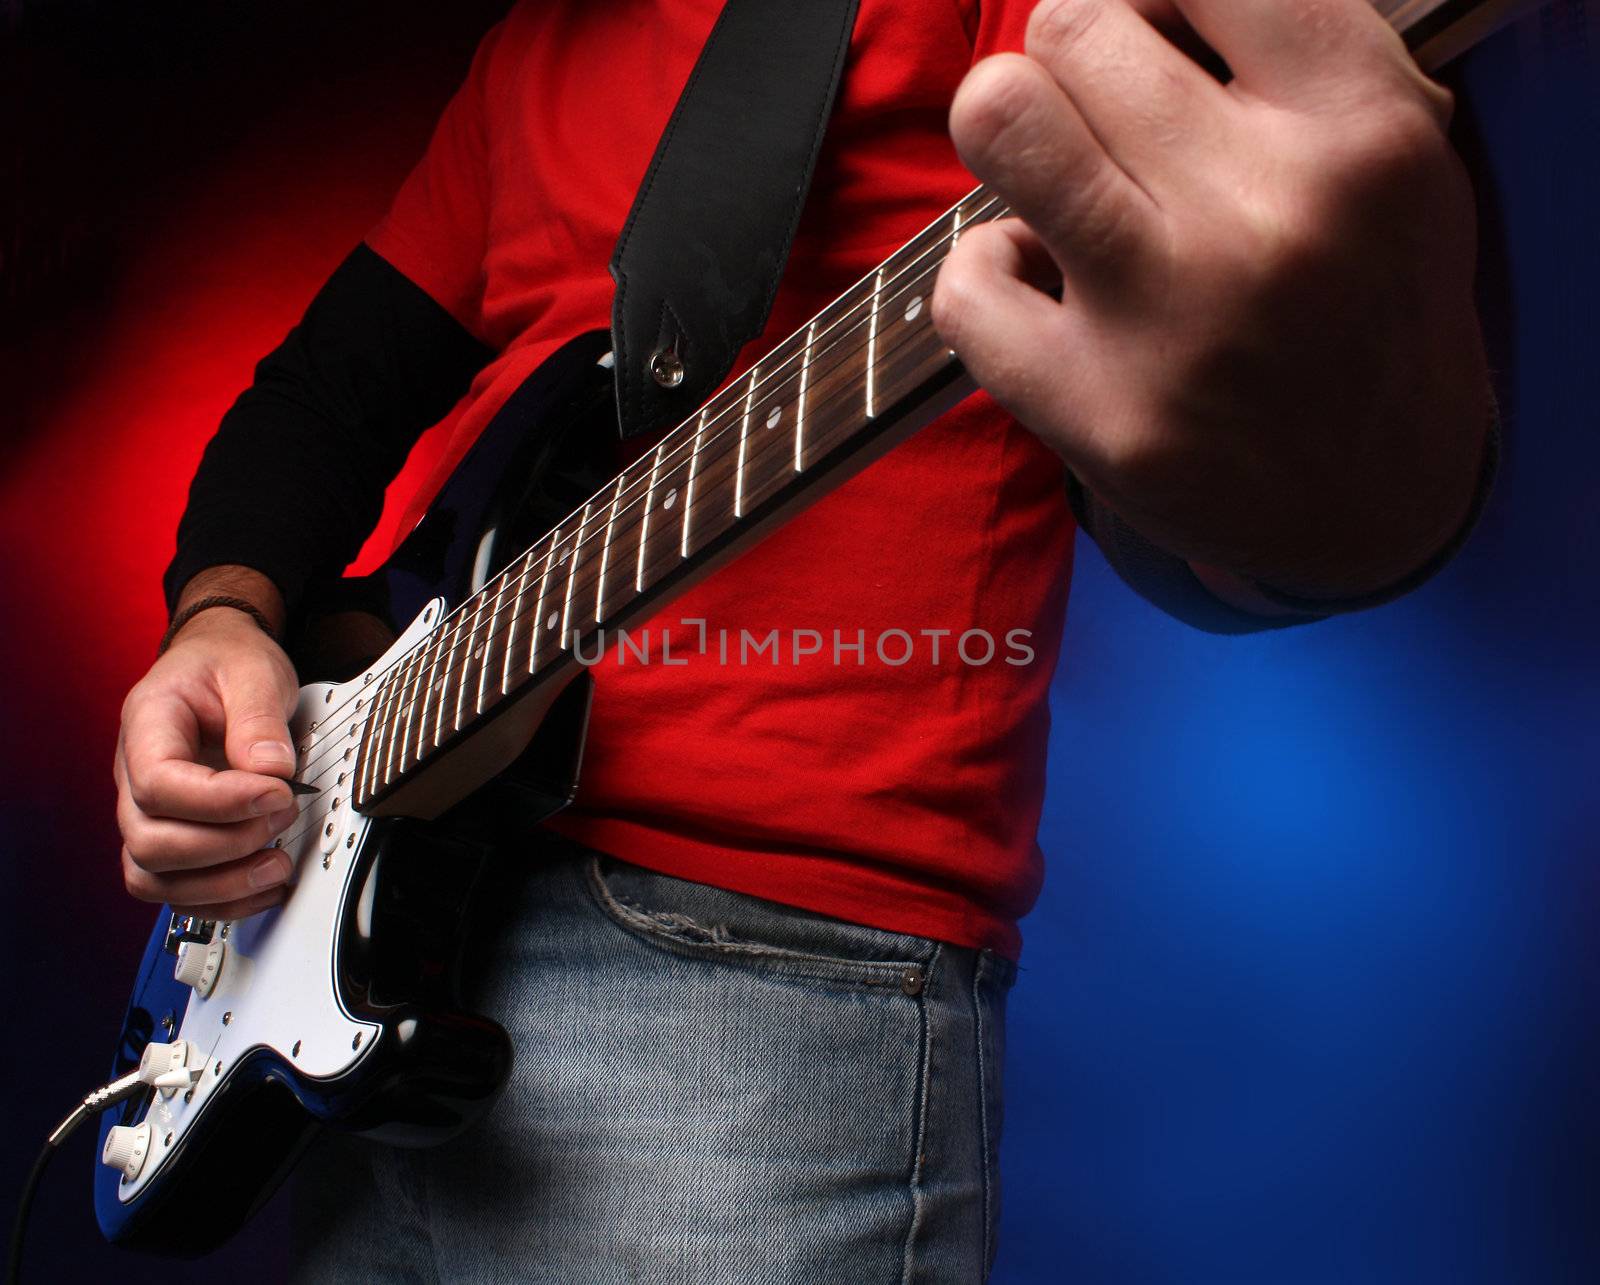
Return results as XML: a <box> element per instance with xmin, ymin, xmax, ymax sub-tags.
<box><xmin>974</xmin><ymin>953</ymin><xmax>993</xmax><ymax>1281</ymax></box>
<box><xmin>899</xmin><ymin>943</ymin><xmax>943</xmax><ymax>1285</ymax></box>
<box><xmin>583</xmin><ymin>855</ymin><xmax>926</xmax><ymax>991</ymax></box>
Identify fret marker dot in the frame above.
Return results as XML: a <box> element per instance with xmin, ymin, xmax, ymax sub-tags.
<box><xmin>546</xmin><ymin>611</ymin><xmax>558</xmax><ymax>631</ymax></box>
<box><xmin>559</xmin><ymin>548</ymin><xmax>569</xmax><ymax>563</ymax></box>
<box><xmin>663</xmin><ymin>488</ymin><xmax>678</xmax><ymax>510</ymax></box>
<box><xmin>904</xmin><ymin>296</ymin><xmax>923</xmax><ymax>323</ymax></box>
<box><xmin>766</xmin><ymin>406</ymin><xmax>781</xmax><ymax>429</ymax></box>
<box><xmin>473</xmin><ymin>644</ymin><xmax>484</xmax><ymax>659</ymax></box>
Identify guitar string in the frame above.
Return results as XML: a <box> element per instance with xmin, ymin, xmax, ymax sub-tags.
<box><xmin>277</xmin><ymin>201</ymin><xmax>1002</xmax><ymax>830</ymax></box>
<box><xmin>276</xmin><ymin>197</ymin><xmax>1008</xmax><ymax>827</ymax></box>
<box><xmin>311</xmin><ymin>0</ymin><xmax>1454</xmax><ymax>798</ymax></box>
<box><xmin>275</xmin><ymin>194</ymin><xmax>1013</xmax><ymax>820</ymax></box>
<box><xmin>272</xmin><ymin>237</ymin><xmax>970</xmax><ymax>848</ymax></box>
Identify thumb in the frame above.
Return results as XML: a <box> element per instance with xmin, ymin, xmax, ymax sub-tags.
<box><xmin>218</xmin><ymin>655</ymin><xmax>298</xmax><ymax>777</ymax></box>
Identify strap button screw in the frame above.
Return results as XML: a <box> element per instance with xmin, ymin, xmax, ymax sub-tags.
<box><xmin>649</xmin><ymin>348</ymin><xmax>685</xmax><ymax>389</ymax></box>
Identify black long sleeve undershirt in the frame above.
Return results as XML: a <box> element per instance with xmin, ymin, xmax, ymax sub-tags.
<box><xmin>164</xmin><ymin>244</ymin><xmax>491</xmax><ymax>617</ymax></box>
<box><xmin>168</xmin><ymin>242</ymin><xmax>1486</xmax><ymax>638</ymax></box>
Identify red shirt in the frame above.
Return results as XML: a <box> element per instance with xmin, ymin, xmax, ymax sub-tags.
<box><xmin>366</xmin><ymin>0</ymin><xmax>1073</xmax><ymax>959</ymax></box>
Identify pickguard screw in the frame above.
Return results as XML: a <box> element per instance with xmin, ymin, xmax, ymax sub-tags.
<box><xmin>222</xmin><ymin>1011</ymin><xmax>232</xmax><ymax>1025</ymax></box>
<box><xmin>213</xmin><ymin>1061</ymin><xmax>223</xmax><ymax>1076</ymax></box>
<box><xmin>292</xmin><ymin>1040</ymin><xmax>302</xmax><ymax>1058</ymax></box>
<box><xmin>352</xmin><ymin>1032</ymin><xmax>362</xmax><ymax>1050</ymax></box>
<box><xmin>184</xmin><ymin>1089</ymin><xmax>194</xmax><ymax>1104</ymax></box>
<box><xmin>160</xmin><ymin>1013</ymin><xmax>175</xmax><ymax>1035</ymax></box>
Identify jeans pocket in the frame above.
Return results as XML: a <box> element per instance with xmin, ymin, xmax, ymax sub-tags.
<box><xmin>584</xmin><ymin>853</ymin><xmax>936</xmax><ymax>993</ymax></box>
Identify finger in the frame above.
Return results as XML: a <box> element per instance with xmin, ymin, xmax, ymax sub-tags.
<box><xmin>217</xmin><ymin>655</ymin><xmax>298</xmax><ymax>778</ymax></box>
<box><xmin>1171</xmin><ymin>0</ymin><xmax>1409</xmax><ymax>99</ymax></box>
<box><xmin>1023</xmin><ymin>0</ymin><xmax>1232</xmax><ymax>176</ymax></box>
<box><xmin>933</xmin><ymin>219</ymin><xmax>1088</xmax><ymax>445</ymax></box>
<box><xmin>950</xmin><ymin>53</ymin><xmax>1161</xmax><ymax>294</ymax></box>
<box><xmin>122</xmin><ymin>844</ymin><xmax>294</xmax><ymax>908</ymax></box>
<box><xmin>121</xmin><ymin>689</ymin><xmax>297</xmax><ymax>822</ymax></box>
<box><xmin>171</xmin><ymin>889</ymin><xmax>289</xmax><ymax>921</ymax></box>
<box><xmin>119</xmin><ymin>796</ymin><xmax>298</xmax><ymax>873</ymax></box>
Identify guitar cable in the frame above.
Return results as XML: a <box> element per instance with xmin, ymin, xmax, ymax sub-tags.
<box><xmin>6</xmin><ymin>1059</ymin><xmax>197</xmax><ymax>1285</ymax></box>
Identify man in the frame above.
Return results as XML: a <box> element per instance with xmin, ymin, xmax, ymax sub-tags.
<box><xmin>113</xmin><ymin>0</ymin><xmax>1492</xmax><ymax>1279</ymax></box>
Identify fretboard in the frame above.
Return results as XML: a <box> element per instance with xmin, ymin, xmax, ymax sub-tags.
<box><xmin>353</xmin><ymin>186</ymin><xmax>1008</xmax><ymax>809</ymax></box>
<box><xmin>351</xmin><ymin>0</ymin><xmax>1534</xmax><ymax>813</ymax></box>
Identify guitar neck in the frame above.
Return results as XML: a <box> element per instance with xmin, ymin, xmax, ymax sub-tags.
<box><xmin>1379</xmin><ymin>0</ymin><xmax>1540</xmax><ymax>70</ymax></box>
<box><xmin>351</xmin><ymin>0</ymin><xmax>1530</xmax><ymax>817</ymax></box>
<box><xmin>353</xmin><ymin>186</ymin><xmax>1008</xmax><ymax>814</ymax></box>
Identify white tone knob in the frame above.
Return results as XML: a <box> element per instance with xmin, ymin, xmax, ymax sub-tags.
<box><xmin>174</xmin><ymin>937</ymin><xmax>225</xmax><ymax>997</ymax></box>
<box><xmin>102</xmin><ymin>1123</ymin><xmax>153</xmax><ymax>1182</ymax></box>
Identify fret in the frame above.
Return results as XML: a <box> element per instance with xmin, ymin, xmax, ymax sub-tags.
<box><xmin>470</xmin><ymin>569</ymin><xmax>508</xmax><ymax>713</ymax></box>
<box><xmin>357</xmin><ymin>667</ymin><xmax>399</xmax><ymax>799</ymax></box>
<box><xmin>529</xmin><ymin>527</ymin><xmax>562</xmax><ymax>675</ymax></box>
<box><xmin>376</xmin><ymin>644</ymin><xmax>420</xmax><ymax>789</ymax></box>
<box><xmin>865</xmin><ymin>270</ymin><xmax>884</xmax><ymax>421</ymax></box>
<box><xmin>476</xmin><ymin>560</ymin><xmax>515</xmax><ymax>713</ymax></box>
<box><xmin>561</xmin><ymin>502</ymin><xmax>593</xmax><ymax>646</ymax></box>
<box><xmin>420</xmin><ymin>619</ymin><xmax>462</xmax><ymax>755</ymax></box>
<box><xmin>499</xmin><ymin>550</ymin><xmax>537</xmax><ymax>695</ymax></box>
<box><xmin>594</xmin><ymin>472</ymin><xmax>628</xmax><ymax>624</ymax></box>
<box><xmin>634</xmin><ymin>435</ymin><xmax>698</xmax><ymax>595</ymax></box>
<box><xmin>635</xmin><ymin>444</ymin><xmax>665</xmax><ymax>592</ymax></box>
<box><xmin>387</xmin><ymin>641</ymin><xmax>429</xmax><ymax>777</ymax></box>
<box><xmin>681</xmin><ymin>406</ymin><xmax>709</xmax><ymax>558</ymax></box>
<box><xmin>735</xmin><ymin>366</ymin><xmax>757</xmax><ymax>519</ymax></box>
<box><xmin>794</xmin><ymin>321</ymin><xmax>816</xmax><ymax>473</ymax></box>
<box><xmin>453</xmin><ymin>590</ymin><xmax>491</xmax><ymax>732</ymax></box>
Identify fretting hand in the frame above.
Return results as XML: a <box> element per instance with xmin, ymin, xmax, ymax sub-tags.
<box><xmin>934</xmin><ymin>0</ymin><xmax>1491</xmax><ymax>600</ymax></box>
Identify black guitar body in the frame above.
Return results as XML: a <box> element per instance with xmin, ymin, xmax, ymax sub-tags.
<box><xmin>95</xmin><ymin>332</ymin><xmax>619</xmax><ymax>1254</ymax></box>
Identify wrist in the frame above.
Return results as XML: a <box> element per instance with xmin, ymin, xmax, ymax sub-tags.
<box><xmin>164</xmin><ymin>566</ymin><xmax>288</xmax><ymax>655</ymax></box>
<box><xmin>1221</xmin><ymin>405</ymin><xmax>1500</xmax><ymax>616</ymax></box>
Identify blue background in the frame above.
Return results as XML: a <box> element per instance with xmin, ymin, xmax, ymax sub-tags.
<box><xmin>2</xmin><ymin>6</ymin><xmax>1595</xmax><ymax>1283</ymax></box>
<box><xmin>997</xmin><ymin>12</ymin><xmax>1600</xmax><ymax>1281</ymax></box>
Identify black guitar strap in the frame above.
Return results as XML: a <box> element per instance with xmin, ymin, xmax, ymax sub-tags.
<box><xmin>609</xmin><ymin>0</ymin><xmax>862</xmax><ymax>441</ymax></box>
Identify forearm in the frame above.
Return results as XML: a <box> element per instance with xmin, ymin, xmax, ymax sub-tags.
<box><xmin>165</xmin><ymin>244</ymin><xmax>490</xmax><ymax>618</ymax></box>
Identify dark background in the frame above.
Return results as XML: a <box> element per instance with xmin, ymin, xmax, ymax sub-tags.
<box><xmin>2</xmin><ymin>2</ymin><xmax>1596</xmax><ymax>1282</ymax></box>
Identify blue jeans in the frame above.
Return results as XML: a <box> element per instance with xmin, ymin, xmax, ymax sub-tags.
<box><xmin>291</xmin><ymin>841</ymin><xmax>1015</xmax><ymax>1283</ymax></box>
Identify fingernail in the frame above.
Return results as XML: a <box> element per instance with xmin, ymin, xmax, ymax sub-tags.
<box><xmin>248</xmin><ymin>853</ymin><xmax>293</xmax><ymax>890</ymax></box>
<box><xmin>250</xmin><ymin>787</ymin><xmax>287</xmax><ymax>816</ymax></box>
<box><xmin>249</xmin><ymin>741</ymin><xmax>295</xmax><ymax>771</ymax></box>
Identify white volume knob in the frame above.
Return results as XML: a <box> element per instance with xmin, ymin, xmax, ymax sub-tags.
<box><xmin>102</xmin><ymin>1123</ymin><xmax>153</xmax><ymax>1182</ymax></box>
<box><xmin>174</xmin><ymin>937</ymin><xmax>225</xmax><ymax>997</ymax></box>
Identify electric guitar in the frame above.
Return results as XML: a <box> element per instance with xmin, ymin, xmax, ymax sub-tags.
<box><xmin>92</xmin><ymin>0</ymin><xmax>1536</xmax><ymax>1253</ymax></box>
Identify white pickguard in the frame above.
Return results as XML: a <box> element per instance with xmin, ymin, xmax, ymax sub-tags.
<box><xmin>117</xmin><ymin>600</ymin><xmax>445</xmax><ymax>1203</ymax></box>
